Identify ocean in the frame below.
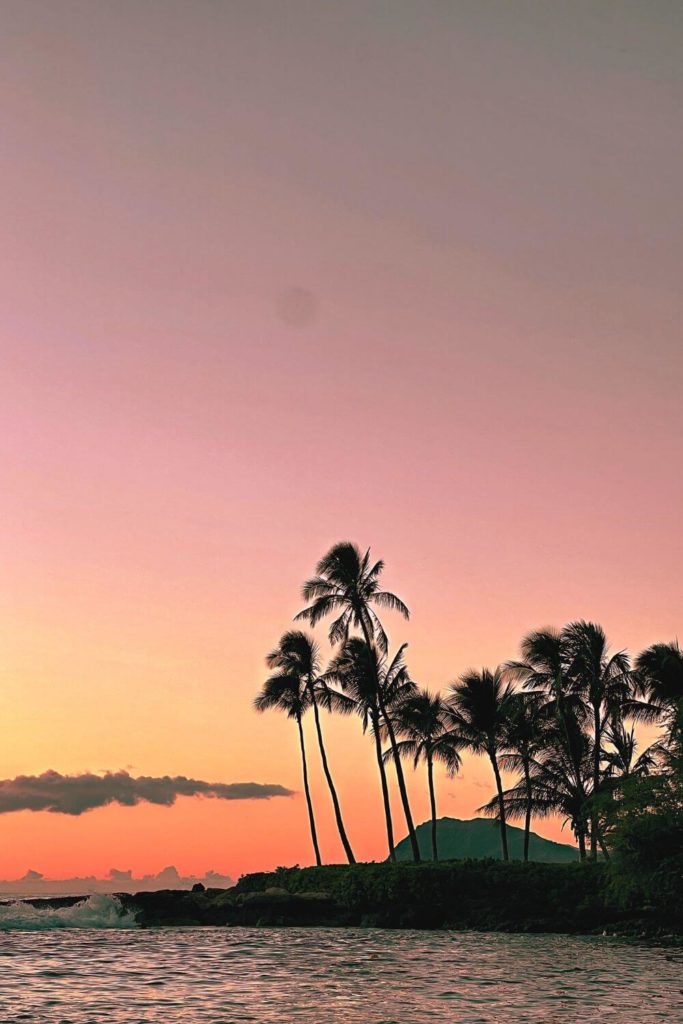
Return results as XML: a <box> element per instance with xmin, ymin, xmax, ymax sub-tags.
<box><xmin>0</xmin><ymin>896</ymin><xmax>680</xmax><ymax>1022</ymax></box>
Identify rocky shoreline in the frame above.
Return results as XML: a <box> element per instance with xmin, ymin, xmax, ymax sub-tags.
<box><xmin>8</xmin><ymin>861</ymin><xmax>680</xmax><ymax>943</ymax></box>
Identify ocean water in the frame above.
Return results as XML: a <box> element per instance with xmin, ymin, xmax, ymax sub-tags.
<box><xmin>0</xmin><ymin>897</ymin><xmax>680</xmax><ymax>1023</ymax></box>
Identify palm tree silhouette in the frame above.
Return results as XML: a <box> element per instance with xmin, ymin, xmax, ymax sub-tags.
<box><xmin>602</xmin><ymin>719</ymin><xmax>657</xmax><ymax>780</ymax></box>
<box><xmin>562</xmin><ymin>621</ymin><xmax>631</xmax><ymax>858</ymax></box>
<box><xmin>446</xmin><ymin>667</ymin><xmax>516</xmax><ymax>860</ymax></box>
<box><xmin>632</xmin><ymin>641</ymin><xmax>683</xmax><ymax>743</ymax></box>
<box><xmin>326</xmin><ymin>637</ymin><xmax>417</xmax><ymax>861</ymax></box>
<box><xmin>294</xmin><ymin>541</ymin><xmax>409</xmax><ymax>654</ymax></box>
<box><xmin>391</xmin><ymin>689</ymin><xmax>463</xmax><ymax>860</ymax></box>
<box><xmin>254</xmin><ymin>654</ymin><xmax>322</xmax><ymax>866</ymax></box>
<box><xmin>264</xmin><ymin>631</ymin><xmax>355</xmax><ymax>864</ymax></box>
<box><xmin>479</xmin><ymin>713</ymin><xmax>595</xmax><ymax>860</ymax></box>
<box><xmin>499</xmin><ymin>691</ymin><xmax>547</xmax><ymax>862</ymax></box>
<box><xmin>510</xmin><ymin>628</ymin><xmax>591</xmax><ymax>850</ymax></box>
<box><xmin>296</xmin><ymin>542</ymin><xmax>421</xmax><ymax>861</ymax></box>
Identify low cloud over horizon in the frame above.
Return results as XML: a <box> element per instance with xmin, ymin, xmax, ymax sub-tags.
<box><xmin>0</xmin><ymin>866</ymin><xmax>234</xmax><ymax>895</ymax></box>
<box><xmin>0</xmin><ymin>771</ymin><xmax>293</xmax><ymax>815</ymax></box>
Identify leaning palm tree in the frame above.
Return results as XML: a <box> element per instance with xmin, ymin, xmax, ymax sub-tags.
<box><xmin>296</xmin><ymin>542</ymin><xmax>420</xmax><ymax>860</ymax></box>
<box><xmin>391</xmin><ymin>689</ymin><xmax>463</xmax><ymax>860</ymax></box>
<box><xmin>294</xmin><ymin>540</ymin><xmax>409</xmax><ymax>655</ymax></box>
<box><xmin>445</xmin><ymin>667</ymin><xmax>517</xmax><ymax>860</ymax></box>
<box><xmin>562</xmin><ymin>621</ymin><xmax>631</xmax><ymax>858</ymax></box>
<box><xmin>254</xmin><ymin>667</ymin><xmax>321</xmax><ymax>866</ymax></box>
<box><xmin>326</xmin><ymin>637</ymin><xmax>418</xmax><ymax>861</ymax></box>
<box><xmin>499</xmin><ymin>691</ymin><xmax>547</xmax><ymax>862</ymax></box>
<box><xmin>632</xmin><ymin>641</ymin><xmax>683</xmax><ymax>744</ymax></box>
<box><xmin>265</xmin><ymin>631</ymin><xmax>355</xmax><ymax>864</ymax></box>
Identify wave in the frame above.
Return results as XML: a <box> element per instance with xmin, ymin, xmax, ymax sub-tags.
<box><xmin>0</xmin><ymin>893</ymin><xmax>137</xmax><ymax>930</ymax></box>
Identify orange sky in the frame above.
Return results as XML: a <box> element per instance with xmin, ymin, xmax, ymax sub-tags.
<box><xmin>1</xmin><ymin>1</ymin><xmax>681</xmax><ymax>880</ymax></box>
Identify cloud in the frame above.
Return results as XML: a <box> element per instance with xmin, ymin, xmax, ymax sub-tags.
<box><xmin>108</xmin><ymin>869</ymin><xmax>133</xmax><ymax>882</ymax></box>
<box><xmin>0</xmin><ymin>771</ymin><xmax>293</xmax><ymax>816</ymax></box>
<box><xmin>0</xmin><ymin>866</ymin><xmax>234</xmax><ymax>895</ymax></box>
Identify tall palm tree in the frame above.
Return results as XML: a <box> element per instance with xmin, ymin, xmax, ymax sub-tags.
<box><xmin>563</xmin><ymin>621</ymin><xmax>631</xmax><ymax>858</ymax></box>
<box><xmin>254</xmin><ymin>666</ymin><xmax>321</xmax><ymax>866</ymax></box>
<box><xmin>294</xmin><ymin>540</ymin><xmax>409</xmax><ymax>654</ymax></box>
<box><xmin>499</xmin><ymin>691</ymin><xmax>547</xmax><ymax>862</ymax></box>
<box><xmin>391</xmin><ymin>689</ymin><xmax>463</xmax><ymax>860</ymax></box>
<box><xmin>326</xmin><ymin>638</ymin><xmax>418</xmax><ymax>861</ymax></box>
<box><xmin>265</xmin><ymin>631</ymin><xmax>355</xmax><ymax>864</ymax></box>
<box><xmin>632</xmin><ymin>641</ymin><xmax>683</xmax><ymax>743</ymax></box>
<box><xmin>296</xmin><ymin>541</ymin><xmax>421</xmax><ymax>861</ymax></box>
<box><xmin>445</xmin><ymin>667</ymin><xmax>517</xmax><ymax>860</ymax></box>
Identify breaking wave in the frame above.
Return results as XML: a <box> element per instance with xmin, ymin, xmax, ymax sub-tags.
<box><xmin>0</xmin><ymin>893</ymin><xmax>137</xmax><ymax>930</ymax></box>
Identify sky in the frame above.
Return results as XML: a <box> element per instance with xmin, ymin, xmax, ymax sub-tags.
<box><xmin>1</xmin><ymin>1</ymin><xmax>681</xmax><ymax>882</ymax></box>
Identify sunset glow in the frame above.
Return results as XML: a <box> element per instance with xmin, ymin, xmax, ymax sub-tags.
<box><xmin>1</xmin><ymin>1</ymin><xmax>681</xmax><ymax>881</ymax></box>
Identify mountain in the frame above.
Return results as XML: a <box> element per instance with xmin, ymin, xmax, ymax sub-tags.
<box><xmin>393</xmin><ymin>817</ymin><xmax>578</xmax><ymax>862</ymax></box>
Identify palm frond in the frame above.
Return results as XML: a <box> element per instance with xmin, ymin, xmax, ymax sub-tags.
<box><xmin>373</xmin><ymin>590</ymin><xmax>410</xmax><ymax>619</ymax></box>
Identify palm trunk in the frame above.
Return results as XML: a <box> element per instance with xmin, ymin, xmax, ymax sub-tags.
<box><xmin>591</xmin><ymin>702</ymin><xmax>600</xmax><ymax>860</ymax></box>
<box><xmin>489</xmin><ymin>748</ymin><xmax>509</xmax><ymax>861</ymax></box>
<box><xmin>557</xmin><ymin>689</ymin><xmax>585</xmax><ymax>811</ymax></box>
<box><xmin>427</xmin><ymin>753</ymin><xmax>438</xmax><ymax>861</ymax></box>
<box><xmin>522</xmin><ymin>757</ymin><xmax>532</xmax><ymax>863</ymax></box>
<box><xmin>373</xmin><ymin>711</ymin><xmax>396</xmax><ymax>861</ymax></box>
<box><xmin>310</xmin><ymin>696</ymin><xmax>355</xmax><ymax>863</ymax></box>
<box><xmin>358</xmin><ymin>615</ymin><xmax>420</xmax><ymax>863</ymax></box>
<box><xmin>557</xmin><ymin>693</ymin><xmax>589</xmax><ymax>863</ymax></box>
<box><xmin>296</xmin><ymin>714</ymin><xmax>322</xmax><ymax>867</ymax></box>
<box><xmin>596</xmin><ymin>825</ymin><xmax>610</xmax><ymax>862</ymax></box>
<box><xmin>577</xmin><ymin>828</ymin><xmax>586</xmax><ymax>861</ymax></box>
<box><xmin>378</xmin><ymin>693</ymin><xmax>421</xmax><ymax>863</ymax></box>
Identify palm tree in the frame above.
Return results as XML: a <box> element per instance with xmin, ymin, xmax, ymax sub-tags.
<box><xmin>562</xmin><ymin>621</ymin><xmax>631</xmax><ymax>859</ymax></box>
<box><xmin>499</xmin><ymin>691</ymin><xmax>547</xmax><ymax>862</ymax></box>
<box><xmin>515</xmin><ymin>623</ymin><xmax>636</xmax><ymax>860</ymax></box>
<box><xmin>391</xmin><ymin>689</ymin><xmax>462</xmax><ymax>860</ymax></box>
<box><xmin>254</xmin><ymin>665</ymin><xmax>321</xmax><ymax>866</ymax></box>
<box><xmin>445</xmin><ymin>667</ymin><xmax>517</xmax><ymax>860</ymax></box>
<box><xmin>326</xmin><ymin>637</ymin><xmax>418</xmax><ymax>861</ymax></box>
<box><xmin>296</xmin><ymin>541</ymin><xmax>421</xmax><ymax>861</ymax></box>
<box><xmin>264</xmin><ymin>631</ymin><xmax>355</xmax><ymax>864</ymax></box>
<box><xmin>294</xmin><ymin>540</ymin><xmax>409</xmax><ymax>655</ymax></box>
<box><xmin>479</xmin><ymin>716</ymin><xmax>594</xmax><ymax>860</ymax></box>
<box><xmin>510</xmin><ymin>628</ymin><xmax>583</xmax><ymax>728</ymax></box>
<box><xmin>632</xmin><ymin>641</ymin><xmax>683</xmax><ymax>743</ymax></box>
<box><xmin>509</xmin><ymin>628</ymin><xmax>585</xmax><ymax>776</ymax></box>
<box><xmin>602</xmin><ymin>720</ymin><xmax>657</xmax><ymax>781</ymax></box>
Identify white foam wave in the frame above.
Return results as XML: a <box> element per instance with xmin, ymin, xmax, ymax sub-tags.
<box><xmin>0</xmin><ymin>893</ymin><xmax>137</xmax><ymax>930</ymax></box>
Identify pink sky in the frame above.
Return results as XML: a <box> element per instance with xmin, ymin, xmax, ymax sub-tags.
<box><xmin>1</xmin><ymin>1</ymin><xmax>681</xmax><ymax>879</ymax></box>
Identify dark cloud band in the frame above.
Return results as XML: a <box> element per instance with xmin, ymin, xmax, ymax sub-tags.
<box><xmin>0</xmin><ymin>771</ymin><xmax>293</xmax><ymax>815</ymax></box>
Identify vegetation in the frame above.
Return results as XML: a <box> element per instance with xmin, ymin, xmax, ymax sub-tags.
<box><xmin>254</xmin><ymin>540</ymin><xmax>682</xmax><ymax>917</ymax></box>
<box><xmin>230</xmin><ymin>859</ymin><xmax>613</xmax><ymax>932</ymax></box>
<box><xmin>444</xmin><ymin>668</ymin><xmax>516</xmax><ymax>860</ymax></box>
<box><xmin>389</xmin><ymin>689</ymin><xmax>462</xmax><ymax>861</ymax></box>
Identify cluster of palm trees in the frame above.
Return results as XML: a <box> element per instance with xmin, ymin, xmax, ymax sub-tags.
<box><xmin>255</xmin><ymin>541</ymin><xmax>682</xmax><ymax>865</ymax></box>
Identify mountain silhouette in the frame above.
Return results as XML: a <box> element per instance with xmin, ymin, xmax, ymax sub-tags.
<box><xmin>393</xmin><ymin>817</ymin><xmax>578</xmax><ymax>862</ymax></box>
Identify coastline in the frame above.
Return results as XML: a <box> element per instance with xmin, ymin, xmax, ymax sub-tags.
<box><xmin>10</xmin><ymin>861</ymin><xmax>681</xmax><ymax>944</ymax></box>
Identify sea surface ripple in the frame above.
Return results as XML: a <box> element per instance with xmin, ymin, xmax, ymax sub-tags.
<box><xmin>0</xmin><ymin>924</ymin><xmax>680</xmax><ymax>1023</ymax></box>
